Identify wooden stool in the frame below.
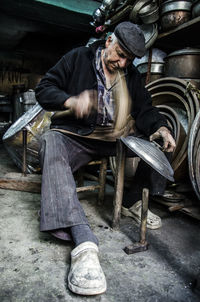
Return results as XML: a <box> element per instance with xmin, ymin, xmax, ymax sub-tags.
<box><xmin>76</xmin><ymin>158</ymin><xmax>108</xmax><ymax>204</ymax></box>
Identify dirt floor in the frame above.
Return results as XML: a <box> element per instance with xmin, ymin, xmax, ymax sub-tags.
<box><xmin>0</xmin><ymin>143</ymin><xmax>200</xmax><ymax>302</ymax></box>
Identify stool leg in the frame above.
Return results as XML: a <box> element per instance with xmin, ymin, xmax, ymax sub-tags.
<box><xmin>22</xmin><ymin>128</ymin><xmax>27</xmax><ymax>176</ymax></box>
<box><xmin>112</xmin><ymin>139</ymin><xmax>126</xmax><ymax>229</ymax></box>
<box><xmin>76</xmin><ymin>168</ymin><xmax>84</xmax><ymax>187</ymax></box>
<box><xmin>98</xmin><ymin>158</ymin><xmax>107</xmax><ymax>205</ymax></box>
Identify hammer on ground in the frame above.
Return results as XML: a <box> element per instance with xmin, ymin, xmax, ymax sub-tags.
<box><xmin>124</xmin><ymin>188</ymin><xmax>149</xmax><ymax>254</ymax></box>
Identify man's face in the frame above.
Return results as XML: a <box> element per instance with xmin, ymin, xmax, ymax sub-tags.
<box><xmin>102</xmin><ymin>37</ymin><xmax>135</xmax><ymax>74</ymax></box>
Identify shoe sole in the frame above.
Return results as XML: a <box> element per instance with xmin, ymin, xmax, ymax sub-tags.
<box><xmin>121</xmin><ymin>208</ymin><xmax>162</xmax><ymax>230</ymax></box>
<box><xmin>68</xmin><ymin>277</ymin><xmax>107</xmax><ymax>296</ymax></box>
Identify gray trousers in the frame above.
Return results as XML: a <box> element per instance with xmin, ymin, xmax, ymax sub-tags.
<box><xmin>39</xmin><ymin>130</ymin><xmax>167</xmax><ymax>232</ymax></box>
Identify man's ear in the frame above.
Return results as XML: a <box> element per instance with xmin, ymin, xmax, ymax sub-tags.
<box><xmin>105</xmin><ymin>36</ymin><xmax>112</xmax><ymax>48</ymax></box>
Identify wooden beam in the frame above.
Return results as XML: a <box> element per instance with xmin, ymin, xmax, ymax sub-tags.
<box><xmin>0</xmin><ymin>172</ymin><xmax>101</xmax><ymax>194</ymax></box>
<box><xmin>0</xmin><ymin>172</ymin><xmax>41</xmax><ymax>193</ymax></box>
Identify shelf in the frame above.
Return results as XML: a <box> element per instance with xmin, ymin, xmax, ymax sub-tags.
<box><xmin>155</xmin><ymin>16</ymin><xmax>200</xmax><ymax>52</ymax></box>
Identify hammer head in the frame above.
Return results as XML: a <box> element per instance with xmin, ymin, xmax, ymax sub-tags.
<box><xmin>124</xmin><ymin>241</ymin><xmax>149</xmax><ymax>255</ymax></box>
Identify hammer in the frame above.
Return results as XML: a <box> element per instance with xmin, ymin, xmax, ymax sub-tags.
<box><xmin>124</xmin><ymin>188</ymin><xmax>149</xmax><ymax>254</ymax></box>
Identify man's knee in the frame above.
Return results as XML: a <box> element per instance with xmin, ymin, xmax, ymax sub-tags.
<box><xmin>39</xmin><ymin>130</ymin><xmax>65</xmax><ymax>159</ymax></box>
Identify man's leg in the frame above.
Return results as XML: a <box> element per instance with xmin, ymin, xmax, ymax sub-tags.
<box><xmin>39</xmin><ymin>130</ymin><xmax>106</xmax><ymax>295</ymax></box>
<box><xmin>39</xmin><ymin>130</ymin><xmax>92</xmax><ymax>232</ymax></box>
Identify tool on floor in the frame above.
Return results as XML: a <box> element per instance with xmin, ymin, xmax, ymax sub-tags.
<box><xmin>124</xmin><ymin>188</ymin><xmax>149</xmax><ymax>254</ymax></box>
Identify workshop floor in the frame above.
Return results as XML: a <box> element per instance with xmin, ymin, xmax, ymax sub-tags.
<box><xmin>0</xmin><ymin>143</ymin><xmax>200</xmax><ymax>302</ymax></box>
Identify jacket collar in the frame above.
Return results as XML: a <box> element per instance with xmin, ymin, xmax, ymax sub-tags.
<box><xmin>89</xmin><ymin>39</ymin><xmax>105</xmax><ymax>54</ymax></box>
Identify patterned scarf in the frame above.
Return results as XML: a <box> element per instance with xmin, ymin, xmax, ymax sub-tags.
<box><xmin>95</xmin><ymin>46</ymin><xmax>116</xmax><ymax>127</ymax></box>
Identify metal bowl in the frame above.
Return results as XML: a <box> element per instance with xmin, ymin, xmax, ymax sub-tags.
<box><xmin>138</xmin><ymin>3</ymin><xmax>159</xmax><ymax>24</ymax></box>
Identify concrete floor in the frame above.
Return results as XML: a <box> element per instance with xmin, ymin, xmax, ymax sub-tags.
<box><xmin>0</xmin><ymin>143</ymin><xmax>200</xmax><ymax>302</ymax></box>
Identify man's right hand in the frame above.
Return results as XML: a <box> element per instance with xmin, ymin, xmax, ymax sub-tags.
<box><xmin>64</xmin><ymin>90</ymin><xmax>97</xmax><ymax>119</ymax></box>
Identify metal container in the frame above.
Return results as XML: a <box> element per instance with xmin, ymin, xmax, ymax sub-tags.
<box><xmin>161</xmin><ymin>0</ymin><xmax>192</xmax><ymax>31</ymax></box>
<box><xmin>192</xmin><ymin>0</ymin><xmax>200</xmax><ymax>18</ymax></box>
<box><xmin>138</xmin><ymin>2</ymin><xmax>159</xmax><ymax>24</ymax></box>
<box><xmin>139</xmin><ymin>23</ymin><xmax>158</xmax><ymax>49</ymax></box>
<box><xmin>134</xmin><ymin>48</ymin><xmax>167</xmax><ymax>84</ymax></box>
<box><xmin>164</xmin><ymin>48</ymin><xmax>200</xmax><ymax>79</ymax></box>
<box><xmin>137</xmin><ymin>63</ymin><xmax>165</xmax><ymax>85</ymax></box>
<box><xmin>129</xmin><ymin>0</ymin><xmax>151</xmax><ymax>23</ymax></box>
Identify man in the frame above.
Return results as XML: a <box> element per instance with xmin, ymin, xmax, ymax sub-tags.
<box><xmin>35</xmin><ymin>22</ymin><xmax>176</xmax><ymax>296</ymax></box>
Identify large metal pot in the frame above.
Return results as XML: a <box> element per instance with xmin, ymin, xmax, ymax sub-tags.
<box><xmin>160</xmin><ymin>0</ymin><xmax>192</xmax><ymax>31</ymax></box>
<box><xmin>164</xmin><ymin>48</ymin><xmax>200</xmax><ymax>79</ymax></box>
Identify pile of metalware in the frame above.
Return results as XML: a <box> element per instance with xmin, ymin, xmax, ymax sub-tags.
<box><xmin>90</xmin><ymin>0</ymin><xmax>199</xmax><ymax>33</ymax></box>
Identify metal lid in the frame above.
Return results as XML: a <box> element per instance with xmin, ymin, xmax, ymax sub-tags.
<box><xmin>121</xmin><ymin>136</ymin><xmax>174</xmax><ymax>182</ymax></box>
<box><xmin>166</xmin><ymin>47</ymin><xmax>200</xmax><ymax>58</ymax></box>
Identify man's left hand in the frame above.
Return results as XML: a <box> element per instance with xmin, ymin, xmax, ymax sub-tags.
<box><xmin>149</xmin><ymin>126</ymin><xmax>176</xmax><ymax>153</ymax></box>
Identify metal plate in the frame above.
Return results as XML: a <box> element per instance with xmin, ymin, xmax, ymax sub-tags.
<box><xmin>121</xmin><ymin>136</ymin><xmax>174</xmax><ymax>182</ymax></box>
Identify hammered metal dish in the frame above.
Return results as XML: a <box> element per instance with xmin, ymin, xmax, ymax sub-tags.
<box><xmin>121</xmin><ymin>136</ymin><xmax>174</xmax><ymax>182</ymax></box>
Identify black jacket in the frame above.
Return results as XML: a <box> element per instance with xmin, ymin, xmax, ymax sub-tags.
<box><xmin>35</xmin><ymin>40</ymin><xmax>169</xmax><ymax>137</ymax></box>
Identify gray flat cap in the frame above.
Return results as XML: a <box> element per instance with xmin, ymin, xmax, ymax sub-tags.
<box><xmin>114</xmin><ymin>21</ymin><xmax>145</xmax><ymax>58</ymax></box>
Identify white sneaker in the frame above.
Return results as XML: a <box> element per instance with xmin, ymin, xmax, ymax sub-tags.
<box><xmin>68</xmin><ymin>241</ymin><xmax>107</xmax><ymax>295</ymax></box>
<box><xmin>122</xmin><ymin>200</ymin><xmax>162</xmax><ymax>230</ymax></box>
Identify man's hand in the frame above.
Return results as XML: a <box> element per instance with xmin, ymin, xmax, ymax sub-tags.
<box><xmin>64</xmin><ymin>90</ymin><xmax>97</xmax><ymax>119</ymax></box>
<box><xmin>149</xmin><ymin>126</ymin><xmax>176</xmax><ymax>153</ymax></box>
